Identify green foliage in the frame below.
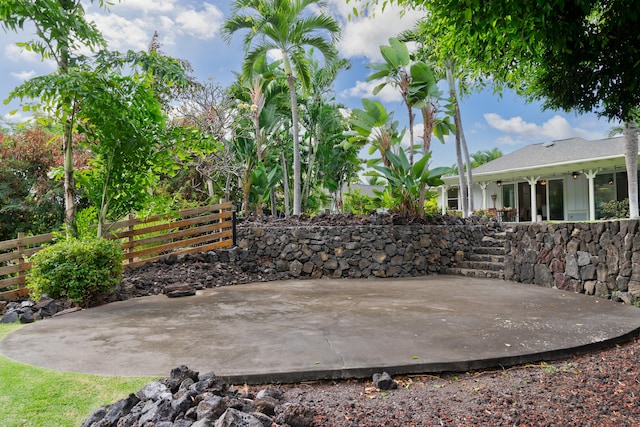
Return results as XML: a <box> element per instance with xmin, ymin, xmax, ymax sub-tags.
<box><xmin>347</xmin><ymin>99</ymin><xmax>403</xmax><ymax>166</ymax></box>
<box><xmin>600</xmin><ymin>199</ymin><xmax>630</xmax><ymax>219</ymax></box>
<box><xmin>75</xmin><ymin>206</ymin><xmax>99</xmax><ymax>240</ymax></box>
<box><xmin>423</xmin><ymin>194</ymin><xmax>441</xmax><ymax>217</ymax></box>
<box><xmin>222</xmin><ymin>0</ymin><xmax>342</xmax><ymax>215</ymax></box>
<box><xmin>0</xmin><ymin>126</ymin><xmax>71</xmax><ymax>239</ymax></box>
<box><xmin>27</xmin><ymin>238</ymin><xmax>123</xmax><ymax>307</ymax></box>
<box><xmin>410</xmin><ymin>0</ymin><xmax>640</xmax><ymax>122</ymax></box>
<box><xmin>366</xmin><ymin>148</ymin><xmax>448</xmax><ymax>216</ymax></box>
<box><xmin>343</xmin><ymin>188</ymin><xmax>378</xmax><ymax>214</ymax></box>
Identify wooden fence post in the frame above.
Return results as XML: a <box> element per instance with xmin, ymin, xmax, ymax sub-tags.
<box><xmin>17</xmin><ymin>232</ymin><xmax>25</xmax><ymax>288</ymax></box>
<box><xmin>128</xmin><ymin>213</ymin><xmax>134</xmax><ymax>264</ymax></box>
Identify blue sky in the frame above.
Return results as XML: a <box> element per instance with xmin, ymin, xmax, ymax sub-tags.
<box><xmin>0</xmin><ymin>0</ymin><xmax>616</xmax><ymax>170</ymax></box>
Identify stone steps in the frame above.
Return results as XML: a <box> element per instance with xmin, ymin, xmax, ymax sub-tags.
<box><xmin>456</xmin><ymin>260</ymin><xmax>504</xmax><ymax>272</ymax></box>
<box><xmin>446</xmin><ymin>230</ymin><xmax>508</xmax><ymax>280</ymax></box>
<box><xmin>444</xmin><ymin>267</ymin><xmax>505</xmax><ymax>280</ymax></box>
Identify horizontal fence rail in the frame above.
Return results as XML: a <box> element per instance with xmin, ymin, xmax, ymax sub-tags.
<box><xmin>0</xmin><ymin>202</ymin><xmax>235</xmax><ymax>301</ymax></box>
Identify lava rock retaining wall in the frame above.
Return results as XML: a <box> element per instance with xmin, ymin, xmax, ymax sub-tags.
<box><xmin>504</xmin><ymin>220</ymin><xmax>640</xmax><ymax>304</ymax></box>
<box><xmin>237</xmin><ymin>224</ymin><xmax>488</xmax><ymax>279</ymax></box>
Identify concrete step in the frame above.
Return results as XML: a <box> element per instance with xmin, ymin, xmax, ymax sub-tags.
<box><xmin>480</xmin><ymin>236</ymin><xmax>507</xmax><ymax>247</ymax></box>
<box><xmin>469</xmin><ymin>253</ymin><xmax>506</xmax><ymax>263</ymax></box>
<box><xmin>457</xmin><ymin>260</ymin><xmax>504</xmax><ymax>272</ymax></box>
<box><xmin>473</xmin><ymin>246</ymin><xmax>507</xmax><ymax>256</ymax></box>
<box><xmin>443</xmin><ymin>267</ymin><xmax>505</xmax><ymax>280</ymax></box>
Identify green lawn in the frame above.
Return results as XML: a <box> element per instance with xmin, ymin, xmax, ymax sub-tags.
<box><xmin>0</xmin><ymin>323</ymin><xmax>155</xmax><ymax>427</ymax></box>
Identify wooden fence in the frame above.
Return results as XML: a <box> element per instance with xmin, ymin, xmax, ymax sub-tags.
<box><xmin>0</xmin><ymin>202</ymin><xmax>235</xmax><ymax>301</ymax></box>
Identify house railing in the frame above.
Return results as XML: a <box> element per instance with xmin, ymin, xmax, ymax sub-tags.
<box><xmin>0</xmin><ymin>202</ymin><xmax>235</xmax><ymax>301</ymax></box>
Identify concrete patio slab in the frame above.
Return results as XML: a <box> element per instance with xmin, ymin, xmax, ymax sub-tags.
<box><xmin>2</xmin><ymin>276</ymin><xmax>640</xmax><ymax>384</ymax></box>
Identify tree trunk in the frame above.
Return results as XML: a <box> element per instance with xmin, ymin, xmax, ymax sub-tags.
<box><xmin>270</xmin><ymin>189</ymin><xmax>277</xmax><ymax>217</ymax></box>
<box><xmin>252</xmin><ymin>99</ymin><xmax>264</xmax><ymax>216</ymax></box>
<box><xmin>460</xmin><ymin>123</ymin><xmax>474</xmax><ymax>215</ymax></box>
<box><xmin>454</xmin><ymin>129</ymin><xmax>468</xmax><ymax>217</ymax></box>
<box><xmin>418</xmin><ymin>104</ymin><xmax>436</xmax><ymax>216</ymax></box>
<box><xmin>406</xmin><ymin>101</ymin><xmax>415</xmax><ymax>166</ymax></box>
<box><xmin>60</xmin><ymin>0</ymin><xmax>77</xmax><ymax>237</ymax></box>
<box><xmin>446</xmin><ymin>61</ymin><xmax>468</xmax><ymax>217</ymax></box>
<box><xmin>281</xmin><ymin>152</ymin><xmax>291</xmax><ymax>217</ymax></box>
<box><xmin>206</xmin><ymin>178</ymin><xmax>214</xmax><ymax>200</ymax></box>
<box><xmin>624</xmin><ymin>121</ymin><xmax>639</xmax><ymax>218</ymax></box>
<box><xmin>63</xmin><ymin>116</ymin><xmax>77</xmax><ymax>237</ymax></box>
<box><xmin>302</xmin><ymin>132</ymin><xmax>316</xmax><ymax>207</ymax></box>
<box><xmin>284</xmin><ymin>58</ymin><xmax>302</xmax><ymax>215</ymax></box>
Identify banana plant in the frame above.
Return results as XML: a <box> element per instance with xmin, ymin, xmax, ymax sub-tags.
<box><xmin>346</xmin><ymin>99</ymin><xmax>404</xmax><ymax>167</ymax></box>
<box><xmin>366</xmin><ymin>148</ymin><xmax>448</xmax><ymax>216</ymax></box>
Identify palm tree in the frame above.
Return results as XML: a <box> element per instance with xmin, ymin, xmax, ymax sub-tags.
<box><xmin>470</xmin><ymin>148</ymin><xmax>503</xmax><ymax>168</ymax></box>
<box><xmin>624</xmin><ymin>120</ymin><xmax>639</xmax><ymax>218</ymax></box>
<box><xmin>222</xmin><ymin>0</ymin><xmax>341</xmax><ymax>215</ymax></box>
<box><xmin>610</xmin><ymin>120</ymin><xmax>639</xmax><ymax>218</ymax></box>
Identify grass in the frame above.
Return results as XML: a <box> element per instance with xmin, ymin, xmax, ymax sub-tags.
<box><xmin>0</xmin><ymin>323</ymin><xmax>155</xmax><ymax>427</ymax></box>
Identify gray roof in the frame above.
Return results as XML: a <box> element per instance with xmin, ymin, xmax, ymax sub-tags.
<box><xmin>443</xmin><ymin>136</ymin><xmax>630</xmax><ymax>184</ymax></box>
<box><xmin>473</xmin><ymin>137</ymin><xmax>625</xmax><ymax>174</ymax></box>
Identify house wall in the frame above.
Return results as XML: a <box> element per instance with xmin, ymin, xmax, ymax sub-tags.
<box><xmin>441</xmin><ymin>170</ymin><xmax>630</xmax><ymax>221</ymax></box>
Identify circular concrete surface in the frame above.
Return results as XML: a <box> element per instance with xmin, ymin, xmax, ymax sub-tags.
<box><xmin>2</xmin><ymin>276</ymin><xmax>640</xmax><ymax>383</ymax></box>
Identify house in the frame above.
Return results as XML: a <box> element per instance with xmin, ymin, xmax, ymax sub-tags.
<box><xmin>439</xmin><ymin>136</ymin><xmax>639</xmax><ymax>221</ymax></box>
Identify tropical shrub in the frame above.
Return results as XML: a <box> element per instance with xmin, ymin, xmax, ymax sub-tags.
<box><xmin>343</xmin><ymin>188</ymin><xmax>377</xmax><ymax>214</ymax></box>
<box><xmin>424</xmin><ymin>195</ymin><xmax>441</xmax><ymax>217</ymax></box>
<box><xmin>366</xmin><ymin>148</ymin><xmax>448</xmax><ymax>216</ymax></box>
<box><xmin>27</xmin><ymin>238</ymin><xmax>123</xmax><ymax>307</ymax></box>
<box><xmin>600</xmin><ymin>198</ymin><xmax>629</xmax><ymax>219</ymax></box>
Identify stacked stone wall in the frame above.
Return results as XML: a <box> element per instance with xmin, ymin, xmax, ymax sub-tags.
<box><xmin>504</xmin><ymin>220</ymin><xmax>640</xmax><ymax>304</ymax></box>
<box><xmin>237</xmin><ymin>225</ymin><xmax>486</xmax><ymax>279</ymax></box>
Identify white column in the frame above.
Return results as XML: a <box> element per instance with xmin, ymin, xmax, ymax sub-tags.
<box><xmin>441</xmin><ymin>185</ymin><xmax>448</xmax><ymax>215</ymax></box>
<box><xmin>585</xmin><ymin>169</ymin><xmax>599</xmax><ymax>221</ymax></box>
<box><xmin>526</xmin><ymin>176</ymin><xmax>540</xmax><ymax>222</ymax></box>
<box><xmin>479</xmin><ymin>182</ymin><xmax>488</xmax><ymax>210</ymax></box>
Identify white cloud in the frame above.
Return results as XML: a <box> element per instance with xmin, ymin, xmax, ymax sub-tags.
<box><xmin>114</xmin><ymin>0</ymin><xmax>177</xmax><ymax>13</ymax></box>
<box><xmin>10</xmin><ymin>70</ymin><xmax>36</xmax><ymax>81</ymax></box>
<box><xmin>87</xmin><ymin>1</ymin><xmax>225</xmax><ymax>53</ymax></box>
<box><xmin>88</xmin><ymin>13</ymin><xmax>150</xmax><ymax>51</ymax></box>
<box><xmin>484</xmin><ymin>113</ymin><xmax>606</xmax><ymax>145</ymax></box>
<box><xmin>342</xmin><ymin>79</ymin><xmax>401</xmax><ymax>103</ymax></box>
<box><xmin>2</xmin><ymin>110</ymin><xmax>31</xmax><ymax>124</ymax></box>
<box><xmin>175</xmin><ymin>4</ymin><xmax>224</xmax><ymax>40</ymax></box>
<box><xmin>332</xmin><ymin>2</ymin><xmax>424</xmax><ymax>61</ymax></box>
<box><xmin>4</xmin><ymin>44</ymin><xmax>44</xmax><ymax>64</ymax></box>
<box><xmin>400</xmin><ymin>122</ymin><xmax>425</xmax><ymax>149</ymax></box>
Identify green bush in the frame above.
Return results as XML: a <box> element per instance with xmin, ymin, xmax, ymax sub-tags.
<box><xmin>600</xmin><ymin>198</ymin><xmax>629</xmax><ymax>219</ymax></box>
<box><xmin>27</xmin><ymin>238</ymin><xmax>123</xmax><ymax>307</ymax></box>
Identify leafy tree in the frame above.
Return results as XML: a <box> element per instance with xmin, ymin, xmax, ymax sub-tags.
<box><xmin>379</xmin><ymin>0</ymin><xmax>640</xmax><ymax>217</ymax></box>
<box><xmin>0</xmin><ymin>126</ymin><xmax>78</xmax><ymax>239</ymax></box>
<box><xmin>73</xmin><ymin>73</ymin><xmax>167</xmax><ymax>236</ymax></box>
<box><xmin>230</xmin><ymin>53</ymin><xmax>288</xmax><ymax>215</ymax></box>
<box><xmin>471</xmin><ymin>148</ymin><xmax>503</xmax><ymax>169</ymax></box>
<box><xmin>222</xmin><ymin>0</ymin><xmax>341</xmax><ymax>216</ymax></box>
<box><xmin>1</xmin><ymin>0</ymin><xmax>109</xmax><ymax>236</ymax></box>
<box><xmin>9</xmin><ymin>51</ymin><xmax>195</xmax><ymax>237</ymax></box>
<box><xmin>173</xmin><ymin>79</ymin><xmax>237</xmax><ymax>203</ymax></box>
<box><xmin>299</xmin><ymin>57</ymin><xmax>353</xmax><ymax>211</ymax></box>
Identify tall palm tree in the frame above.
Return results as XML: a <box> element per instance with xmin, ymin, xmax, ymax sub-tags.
<box><xmin>222</xmin><ymin>0</ymin><xmax>341</xmax><ymax>215</ymax></box>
